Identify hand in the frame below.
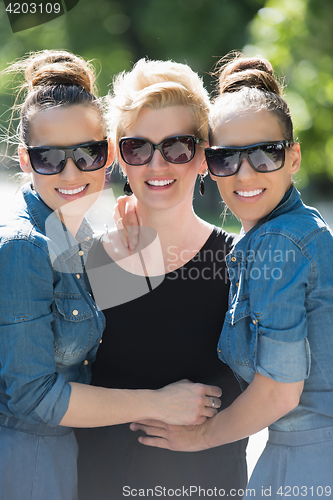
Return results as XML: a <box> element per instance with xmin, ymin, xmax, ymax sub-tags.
<box><xmin>113</xmin><ymin>195</ymin><xmax>139</xmax><ymax>250</ymax></box>
<box><xmin>130</xmin><ymin>419</ymin><xmax>210</xmax><ymax>452</ymax></box>
<box><xmin>153</xmin><ymin>379</ymin><xmax>221</xmax><ymax>426</ymax></box>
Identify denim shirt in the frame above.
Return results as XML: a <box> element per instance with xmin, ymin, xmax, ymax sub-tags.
<box><xmin>0</xmin><ymin>184</ymin><xmax>105</xmax><ymax>427</ymax></box>
<box><xmin>218</xmin><ymin>186</ymin><xmax>333</xmax><ymax>432</ymax></box>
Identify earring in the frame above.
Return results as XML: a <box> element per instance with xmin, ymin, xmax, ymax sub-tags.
<box><xmin>199</xmin><ymin>170</ymin><xmax>207</xmax><ymax>196</ymax></box>
<box><xmin>123</xmin><ymin>179</ymin><xmax>133</xmax><ymax>196</ymax></box>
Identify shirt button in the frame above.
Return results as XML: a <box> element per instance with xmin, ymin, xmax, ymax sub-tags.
<box><xmin>78</xmin><ymin>250</ymin><xmax>84</xmax><ymax>256</ymax></box>
<box><xmin>85</xmin><ymin>237</ymin><xmax>90</xmax><ymax>241</ymax></box>
<box><xmin>252</xmin><ymin>319</ymin><xmax>257</xmax><ymax>324</ymax></box>
<box><xmin>73</xmin><ymin>309</ymin><xmax>79</xmax><ymax>316</ymax></box>
<box><xmin>236</xmin><ymin>282</ymin><xmax>239</xmax><ymax>287</ymax></box>
<box><xmin>231</xmin><ymin>256</ymin><xmax>236</xmax><ymax>262</ymax></box>
<box><xmin>100</xmin><ymin>339</ymin><xmax>103</xmax><ymax>344</ymax></box>
<box><xmin>218</xmin><ymin>349</ymin><xmax>221</xmax><ymax>353</ymax></box>
<box><xmin>84</xmin><ymin>360</ymin><xmax>89</xmax><ymax>366</ymax></box>
<box><xmin>76</xmin><ymin>274</ymin><xmax>80</xmax><ymax>279</ymax></box>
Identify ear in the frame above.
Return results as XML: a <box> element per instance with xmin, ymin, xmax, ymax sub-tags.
<box><xmin>116</xmin><ymin>143</ymin><xmax>128</xmax><ymax>177</ymax></box>
<box><xmin>289</xmin><ymin>142</ymin><xmax>301</xmax><ymax>174</ymax></box>
<box><xmin>106</xmin><ymin>138</ymin><xmax>115</xmax><ymax>168</ymax></box>
<box><xmin>198</xmin><ymin>140</ymin><xmax>209</xmax><ymax>176</ymax></box>
<box><xmin>18</xmin><ymin>145</ymin><xmax>33</xmax><ymax>173</ymax></box>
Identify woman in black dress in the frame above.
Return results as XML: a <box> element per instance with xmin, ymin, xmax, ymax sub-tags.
<box><xmin>75</xmin><ymin>58</ymin><xmax>247</xmax><ymax>499</ymax></box>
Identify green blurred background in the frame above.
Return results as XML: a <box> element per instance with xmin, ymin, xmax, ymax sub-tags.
<box><xmin>0</xmin><ymin>0</ymin><xmax>332</xmax><ymax>231</ymax></box>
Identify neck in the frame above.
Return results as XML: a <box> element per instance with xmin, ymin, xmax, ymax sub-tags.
<box><xmin>58</xmin><ymin>209</ymin><xmax>83</xmax><ymax>237</ymax></box>
<box><xmin>135</xmin><ymin>199</ymin><xmax>212</xmax><ymax>273</ymax></box>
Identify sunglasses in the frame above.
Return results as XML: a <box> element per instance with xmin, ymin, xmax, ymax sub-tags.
<box><xmin>26</xmin><ymin>140</ymin><xmax>108</xmax><ymax>175</ymax></box>
<box><xmin>205</xmin><ymin>141</ymin><xmax>293</xmax><ymax>177</ymax></box>
<box><xmin>119</xmin><ymin>135</ymin><xmax>204</xmax><ymax>166</ymax></box>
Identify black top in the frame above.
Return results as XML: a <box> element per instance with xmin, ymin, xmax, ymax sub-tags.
<box><xmin>76</xmin><ymin>227</ymin><xmax>248</xmax><ymax>499</ymax></box>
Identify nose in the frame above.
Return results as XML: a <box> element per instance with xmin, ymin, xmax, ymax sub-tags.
<box><xmin>147</xmin><ymin>149</ymin><xmax>169</xmax><ymax>170</ymax></box>
<box><xmin>236</xmin><ymin>158</ymin><xmax>256</xmax><ymax>180</ymax></box>
<box><xmin>59</xmin><ymin>158</ymin><xmax>81</xmax><ymax>180</ymax></box>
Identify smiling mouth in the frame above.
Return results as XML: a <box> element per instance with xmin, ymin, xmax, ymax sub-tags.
<box><xmin>146</xmin><ymin>180</ymin><xmax>175</xmax><ymax>187</ymax></box>
<box><xmin>56</xmin><ymin>185</ymin><xmax>88</xmax><ymax>195</ymax></box>
<box><xmin>235</xmin><ymin>188</ymin><xmax>264</xmax><ymax>198</ymax></box>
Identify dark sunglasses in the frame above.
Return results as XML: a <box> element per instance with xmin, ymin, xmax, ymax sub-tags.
<box><xmin>205</xmin><ymin>141</ymin><xmax>293</xmax><ymax>177</ymax></box>
<box><xmin>119</xmin><ymin>135</ymin><xmax>204</xmax><ymax>166</ymax></box>
<box><xmin>26</xmin><ymin>140</ymin><xmax>108</xmax><ymax>175</ymax></box>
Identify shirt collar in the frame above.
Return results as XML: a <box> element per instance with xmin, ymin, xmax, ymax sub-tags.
<box><xmin>234</xmin><ymin>185</ymin><xmax>302</xmax><ymax>255</ymax></box>
<box><xmin>21</xmin><ymin>183</ymin><xmax>94</xmax><ymax>264</ymax></box>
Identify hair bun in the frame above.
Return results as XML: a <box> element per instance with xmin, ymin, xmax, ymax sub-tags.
<box><xmin>217</xmin><ymin>53</ymin><xmax>281</xmax><ymax>95</ymax></box>
<box><xmin>23</xmin><ymin>50</ymin><xmax>96</xmax><ymax>93</ymax></box>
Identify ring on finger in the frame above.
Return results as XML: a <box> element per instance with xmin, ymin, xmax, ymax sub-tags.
<box><xmin>211</xmin><ymin>397</ymin><xmax>215</xmax><ymax>408</ymax></box>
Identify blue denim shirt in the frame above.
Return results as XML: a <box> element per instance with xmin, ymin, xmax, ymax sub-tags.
<box><xmin>218</xmin><ymin>186</ymin><xmax>333</xmax><ymax>432</ymax></box>
<box><xmin>0</xmin><ymin>184</ymin><xmax>105</xmax><ymax>427</ymax></box>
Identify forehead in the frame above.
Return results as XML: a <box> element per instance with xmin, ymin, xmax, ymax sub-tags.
<box><xmin>28</xmin><ymin>105</ymin><xmax>104</xmax><ymax>147</ymax></box>
<box><xmin>125</xmin><ymin>106</ymin><xmax>197</xmax><ymax>142</ymax></box>
<box><xmin>210</xmin><ymin>108</ymin><xmax>284</xmax><ymax>147</ymax></box>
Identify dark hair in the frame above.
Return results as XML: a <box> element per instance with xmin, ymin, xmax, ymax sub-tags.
<box><xmin>5</xmin><ymin>50</ymin><xmax>106</xmax><ymax>146</ymax></box>
<box><xmin>210</xmin><ymin>52</ymin><xmax>294</xmax><ymax>142</ymax></box>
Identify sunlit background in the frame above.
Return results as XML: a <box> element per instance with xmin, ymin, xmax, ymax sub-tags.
<box><xmin>0</xmin><ymin>0</ymin><xmax>332</xmax><ymax>478</ymax></box>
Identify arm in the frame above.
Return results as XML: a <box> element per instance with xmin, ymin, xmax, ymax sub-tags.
<box><xmin>0</xmin><ymin>239</ymin><xmax>221</xmax><ymax>428</ymax></box>
<box><xmin>130</xmin><ymin>373</ymin><xmax>303</xmax><ymax>451</ymax></box>
<box><xmin>132</xmin><ymin>236</ymin><xmax>311</xmax><ymax>450</ymax></box>
<box><xmin>60</xmin><ymin>379</ymin><xmax>221</xmax><ymax>428</ymax></box>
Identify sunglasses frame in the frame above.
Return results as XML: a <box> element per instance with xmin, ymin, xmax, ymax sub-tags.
<box><xmin>26</xmin><ymin>140</ymin><xmax>109</xmax><ymax>175</ymax></box>
<box><xmin>119</xmin><ymin>135</ymin><xmax>205</xmax><ymax>166</ymax></box>
<box><xmin>205</xmin><ymin>140</ymin><xmax>293</xmax><ymax>177</ymax></box>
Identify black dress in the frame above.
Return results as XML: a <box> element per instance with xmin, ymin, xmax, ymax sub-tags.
<box><xmin>75</xmin><ymin>227</ymin><xmax>248</xmax><ymax>499</ymax></box>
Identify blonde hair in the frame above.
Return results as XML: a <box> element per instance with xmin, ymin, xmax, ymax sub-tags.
<box><xmin>106</xmin><ymin>58</ymin><xmax>210</xmax><ymax>148</ymax></box>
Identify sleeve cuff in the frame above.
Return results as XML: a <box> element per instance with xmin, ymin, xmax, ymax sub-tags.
<box><xmin>33</xmin><ymin>373</ymin><xmax>71</xmax><ymax>426</ymax></box>
<box><xmin>256</xmin><ymin>335</ymin><xmax>311</xmax><ymax>383</ymax></box>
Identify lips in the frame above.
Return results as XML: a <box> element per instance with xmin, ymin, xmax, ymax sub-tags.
<box><xmin>146</xmin><ymin>179</ymin><xmax>175</xmax><ymax>187</ymax></box>
<box><xmin>56</xmin><ymin>184</ymin><xmax>88</xmax><ymax>195</ymax></box>
<box><xmin>235</xmin><ymin>188</ymin><xmax>264</xmax><ymax>198</ymax></box>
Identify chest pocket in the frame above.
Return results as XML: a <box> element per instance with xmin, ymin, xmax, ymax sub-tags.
<box><xmin>53</xmin><ymin>294</ymin><xmax>94</xmax><ymax>363</ymax></box>
<box><xmin>222</xmin><ymin>295</ymin><xmax>254</xmax><ymax>367</ymax></box>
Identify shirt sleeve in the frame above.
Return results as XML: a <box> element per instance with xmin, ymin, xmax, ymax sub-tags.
<box><xmin>0</xmin><ymin>238</ymin><xmax>71</xmax><ymax>426</ymax></box>
<box><xmin>247</xmin><ymin>233</ymin><xmax>312</xmax><ymax>383</ymax></box>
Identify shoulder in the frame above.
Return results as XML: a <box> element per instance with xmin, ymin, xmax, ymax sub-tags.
<box><xmin>0</xmin><ymin>209</ymin><xmax>51</xmax><ymax>257</ymax></box>
<box><xmin>256</xmin><ymin>202</ymin><xmax>329</xmax><ymax>249</ymax></box>
<box><xmin>212</xmin><ymin>226</ymin><xmax>239</xmax><ymax>253</ymax></box>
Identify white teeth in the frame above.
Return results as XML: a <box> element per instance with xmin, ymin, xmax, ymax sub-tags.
<box><xmin>147</xmin><ymin>179</ymin><xmax>175</xmax><ymax>186</ymax></box>
<box><xmin>236</xmin><ymin>189</ymin><xmax>264</xmax><ymax>198</ymax></box>
<box><xmin>57</xmin><ymin>185</ymin><xmax>87</xmax><ymax>195</ymax></box>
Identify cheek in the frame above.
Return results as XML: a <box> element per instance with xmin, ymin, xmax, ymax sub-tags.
<box><xmin>215</xmin><ymin>178</ymin><xmax>231</xmax><ymax>201</ymax></box>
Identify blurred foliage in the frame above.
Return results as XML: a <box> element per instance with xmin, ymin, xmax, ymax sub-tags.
<box><xmin>0</xmin><ymin>0</ymin><xmax>264</xmax><ymax>225</ymax></box>
<box><xmin>0</xmin><ymin>0</ymin><xmax>332</xmax><ymax>209</ymax></box>
<box><xmin>243</xmin><ymin>0</ymin><xmax>333</xmax><ymax>199</ymax></box>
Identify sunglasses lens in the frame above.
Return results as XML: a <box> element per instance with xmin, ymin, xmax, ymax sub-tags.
<box><xmin>73</xmin><ymin>142</ymin><xmax>108</xmax><ymax>171</ymax></box>
<box><xmin>162</xmin><ymin>137</ymin><xmax>194</xmax><ymax>163</ymax></box>
<box><xmin>205</xmin><ymin>150</ymin><xmax>239</xmax><ymax>176</ymax></box>
<box><xmin>121</xmin><ymin>139</ymin><xmax>152</xmax><ymax>165</ymax></box>
<box><xmin>29</xmin><ymin>149</ymin><xmax>66</xmax><ymax>175</ymax></box>
<box><xmin>249</xmin><ymin>144</ymin><xmax>285</xmax><ymax>172</ymax></box>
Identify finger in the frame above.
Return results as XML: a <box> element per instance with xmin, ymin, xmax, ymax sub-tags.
<box><xmin>115</xmin><ymin>195</ymin><xmax>128</xmax><ymax>219</ymax></box>
<box><xmin>205</xmin><ymin>396</ymin><xmax>221</xmax><ymax>409</ymax></box>
<box><xmin>130</xmin><ymin>423</ymin><xmax>167</xmax><ymax>438</ymax></box>
<box><xmin>202</xmin><ymin>384</ymin><xmax>222</xmax><ymax>398</ymax></box>
<box><xmin>124</xmin><ymin>202</ymin><xmax>139</xmax><ymax>233</ymax></box>
<box><xmin>138</xmin><ymin>436</ymin><xmax>171</xmax><ymax>450</ymax></box>
<box><xmin>132</xmin><ymin>419</ymin><xmax>166</xmax><ymax>427</ymax></box>
<box><xmin>112</xmin><ymin>206</ymin><xmax>121</xmax><ymax>225</ymax></box>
